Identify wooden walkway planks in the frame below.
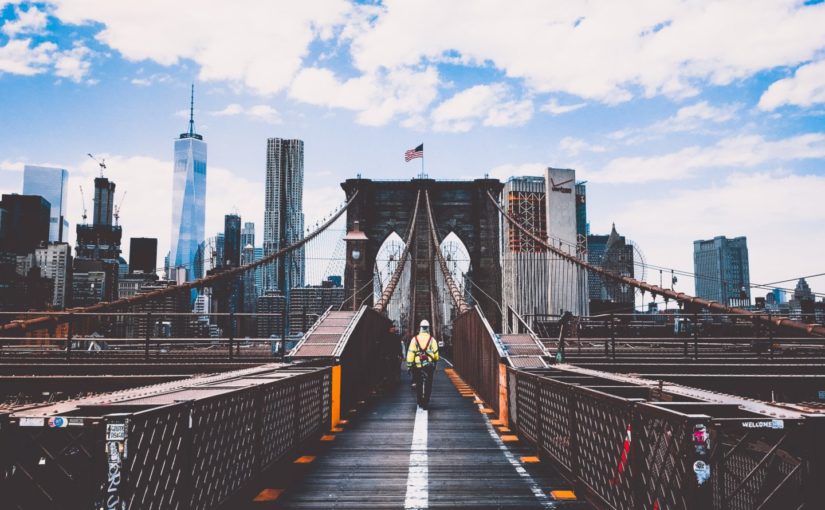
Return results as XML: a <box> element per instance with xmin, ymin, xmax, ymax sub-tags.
<box><xmin>239</xmin><ymin>365</ymin><xmax>590</xmax><ymax>509</ymax></box>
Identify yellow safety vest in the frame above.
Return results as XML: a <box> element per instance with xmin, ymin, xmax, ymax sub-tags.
<box><xmin>406</xmin><ymin>333</ymin><xmax>439</xmax><ymax>368</ymax></box>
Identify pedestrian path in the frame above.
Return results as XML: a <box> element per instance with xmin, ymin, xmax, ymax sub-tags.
<box><xmin>235</xmin><ymin>365</ymin><xmax>590</xmax><ymax>509</ymax></box>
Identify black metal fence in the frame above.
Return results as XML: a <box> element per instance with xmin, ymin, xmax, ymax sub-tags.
<box><xmin>0</xmin><ymin>365</ymin><xmax>331</xmax><ymax>510</ymax></box>
<box><xmin>508</xmin><ymin>366</ymin><xmax>825</xmax><ymax>510</ymax></box>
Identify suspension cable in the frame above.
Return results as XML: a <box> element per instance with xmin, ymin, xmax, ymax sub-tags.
<box><xmin>425</xmin><ymin>190</ymin><xmax>471</xmax><ymax>314</ymax></box>
<box><xmin>3</xmin><ymin>191</ymin><xmax>359</xmax><ymax>333</ymax></box>
<box><xmin>374</xmin><ymin>190</ymin><xmax>421</xmax><ymax>313</ymax></box>
<box><xmin>488</xmin><ymin>190</ymin><xmax>825</xmax><ymax>338</ymax></box>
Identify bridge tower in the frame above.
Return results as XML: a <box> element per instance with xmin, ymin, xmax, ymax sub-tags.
<box><xmin>341</xmin><ymin>177</ymin><xmax>504</xmax><ymax>334</ymax></box>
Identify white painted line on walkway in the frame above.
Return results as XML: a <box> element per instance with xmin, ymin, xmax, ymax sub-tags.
<box><xmin>404</xmin><ymin>406</ymin><xmax>429</xmax><ymax>509</ymax></box>
<box><xmin>476</xmin><ymin>401</ymin><xmax>556</xmax><ymax>508</ymax></box>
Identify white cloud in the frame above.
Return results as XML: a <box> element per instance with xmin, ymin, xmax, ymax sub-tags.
<box><xmin>289</xmin><ymin>66</ymin><xmax>439</xmax><ymax>126</ymax></box>
<box><xmin>0</xmin><ymin>160</ymin><xmax>24</xmax><ymax>172</ymax></box>
<box><xmin>431</xmin><ymin>83</ymin><xmax>533</xmax><ymax>133</ymax></box>
<box><xmin>210</xmin><ymin>103</ymin><xmax>281</xmax><ymax>124</ymax></box>
<box><xmin>759</xmin><ymin>59</ymin><xmax>825</xmax><ymax>110</ymax></box>
<box><xmin>610</xmin><ymin>100</ymin><xmax>741</xmax><ymax>143</ymax></box>
<box><xmin>559</xmin><ymin>136</ymin><xmax>606</xmax><ymax>156</ymax></box>
<box><xmin>0</xmin><ymin>38</ymin><xmax>56</xmax><ymax>75</ymax></box>
<box><xmin>1</xmin><ymin>5</ymin><xmax>48</xmax><ymax>37</ymax></box>
<box><xmin>50</xmin><ymin>0</ymin><xmax>352</xmax><ymax>95</ymax></box>
<box><xmin>541</xmin><ymin>98</ymin><xmax>586</xmax><ymax>115</ymax></box>
<box><xmin>131</xmin><ymin>78</ymin><xmax>150</xmax><ymax>86</ymax></box>
<box><xmin>588</xmin><ymin>133</ymin><xmax>825</xmax><ymax>183</ymax></box>
<box><xmin>350</xmin><ymin>0</ymin><xmax>825</xmax><ymax>103</ymax></box>
<box><xmin>53</xmin><ymin>44</ymin><xmax>92</xmax><ymax>82</ymax></box>
<box><xmin>0</xmin><ymin>36</ymin><xmax>92</xmax><ymax>81</ymax></box>
<box><xmin>609</xmin><ymin>172</ymin><xmax>825</xmax><ymax>296</ymax></box>
<box><xmin>661</xmin><ymin>100</ymin><xmax>739</xmax><ymax>131</ymax></box>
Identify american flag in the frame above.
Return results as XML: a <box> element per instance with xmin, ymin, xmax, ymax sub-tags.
<box><xmin>404</xmin><ymin>143</ymin><xmax>423</xmax><ymax>162</ymax></box>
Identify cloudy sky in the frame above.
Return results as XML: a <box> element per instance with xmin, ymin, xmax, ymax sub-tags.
<box><xmin>1</xmin><ymin>0</ymin><xmax>823</xmax><ymax>297</ymax></box>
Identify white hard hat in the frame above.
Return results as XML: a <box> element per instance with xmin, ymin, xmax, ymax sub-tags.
<box><xmin>420</xmin><ymin>319</ymin><xmax>430</xmax><ymax>327</ymax></box>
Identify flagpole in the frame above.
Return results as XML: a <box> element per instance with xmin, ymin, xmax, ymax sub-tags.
<box><xmin>421</xmin><ymin>146</ymin><xmax>424</xmax><ymax>178</ymax></box>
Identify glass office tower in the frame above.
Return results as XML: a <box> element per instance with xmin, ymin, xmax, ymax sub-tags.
<box><xmin>169</xmin><ymin>85</ymin><xmax>207</xmax><ymax>282</ymax></box>
<box><xmin>22</xmin><ymin>165</ymin><xmax>69</xmax><ymax>242</ymax></box>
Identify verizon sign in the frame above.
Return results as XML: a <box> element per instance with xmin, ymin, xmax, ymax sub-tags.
<box><xmin>550</xmin><ymin>177</ymin><xmax>573</xmax><ymax>194</ymax></box>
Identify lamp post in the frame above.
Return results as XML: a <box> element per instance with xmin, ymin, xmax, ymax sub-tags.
<box><xmin>344</xmin><ymin>221</ymin><xmax>369</xmax><ymax>311</ymax></box>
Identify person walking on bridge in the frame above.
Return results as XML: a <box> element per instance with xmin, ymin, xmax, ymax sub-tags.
<box><xmin>406</xmin><ymin>319</ymin><xmax>439</xmax><ymax>409</ymax></box>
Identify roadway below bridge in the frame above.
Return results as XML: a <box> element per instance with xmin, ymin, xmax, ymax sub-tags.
<box><xmin>230</xmin><ymin>364</ymin><xmax>589</xmax><ymax>509</ymax></box>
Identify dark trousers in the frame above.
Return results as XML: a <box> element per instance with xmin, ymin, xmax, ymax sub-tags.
<box><xmin>414</xmin><ymin>364</ymin><xmax>435</xmax><ymax>408</ymax></box>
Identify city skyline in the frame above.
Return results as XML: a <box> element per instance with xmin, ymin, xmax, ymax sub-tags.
<box><xmin>1</xmin><ymin>1</ymin><xmax>824</xmax><ymax>296</ymax></box>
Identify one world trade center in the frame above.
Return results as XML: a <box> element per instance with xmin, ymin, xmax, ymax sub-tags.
<box><xmin>169</xmin><ymin>84</ymin><xmax>207</xmax><ymax>283</ymax></box>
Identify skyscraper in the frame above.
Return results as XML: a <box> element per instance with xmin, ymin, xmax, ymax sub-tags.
<box><xmin>23</xmin><ymin>165</ymin><xmax>69</xmax><ymax>242</ymax></box>
<box><xmin>129</xmin><ymin>237</ymin><xmax>158</xmax><ymax>275</ymax></box>
<box><xmin>587</xmin><ymin>224</ymin><xmax>635</xmax><ymax>314</ymax></box>
<box><xmin>0</xmin><ymin>194</ymin><xmax>50</xmax><ymax>255</ymax></box>
<box><xmin>545</xmin><ymin>167</ymin><xmax>588</xmax><ymax>316</ymax></box>
<box><xmin>241</xmin><ymin>222</ymin><xmax>255</xmax><ymax>248</ymax></box>
<box><xmin>169</xmin><ymin>85</ymin><xmax>207</xmax><ymax>282</ymax></box>
<box><xmin>223</xmin><ymin>214</ymin><xmax>241</xmax><ymax>268</ymax></box>
<box><xmin>35</xmin><ymin>242</ymin><xmax>71</xmax><ymax>308</ymax></box>
<box><xmin>693</xmin><ymin>236</ymin><xmax>750</xmax><ymax>307</ymax></box>
<box><xmin>75</xmin><ymin>177</ymin><xmax>122</xmax><ymax>260</ymax></box>
<box><xmin>263</xmin><ymin>138</ymin><xmax>305</xmax><ymax>293</ymax></box>
<box><xmin>501</xmin><ymin>176</ymin><xmax>550</xmax><ymax>325</ymax></box>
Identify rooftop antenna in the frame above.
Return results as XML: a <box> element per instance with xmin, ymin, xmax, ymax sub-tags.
<box><xmin>79</xmin><ymin>185</ymin><xmax>88</xmax><ymax>223</ymax></box>
<box><xmin>87</xmin><ymin>153</ymin><xmax>106</xmax><ymax>178</ymax></box>
<box><xmin>188</xmin><ymin>83</ymin><xmax>195</xmax><ymax>137</ymax></box>
<box><xmin>113</xmin><ymin>191</ymin><xmax>127</xmax><ymax>226</ymax></box>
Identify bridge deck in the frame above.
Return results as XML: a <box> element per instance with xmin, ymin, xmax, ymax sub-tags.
<box><xmin>237</xmin><ymin>364</ymin><xmax>589</xmax><ymax>509</ymax></box>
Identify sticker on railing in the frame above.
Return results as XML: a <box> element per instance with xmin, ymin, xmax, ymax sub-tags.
<box><xmin>19</xmin><ymin>417</ymin><xmax>44</xmax><ymax>427</ymax></box>
<box><xmin>692</xmin><ymin>424</ymin><xmax>711</xmax><ymax>486</ymax></box>
<box><xmin>106</xmin><ymin>423</ymin><xmax>127</xmax><ymax>440</ymax></box>
<box><xmin>48</xmin><ymin>416</ymin><xmax>68</xmax><ymax>428</ymax></box>
<box><xmin>742</xmin><ymin>420</ymin><xmax>784</xmax><ymax>429</ymax></box>
<box><xmin>693</xmin><ymin>461</ymin><xmax>711</xmax><ymax>485</ymax></box>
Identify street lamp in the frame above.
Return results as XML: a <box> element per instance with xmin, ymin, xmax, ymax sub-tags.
<box><xmin>344</xmin><ymin>221</ymin><xmax>369</xmax><ymax>311</ymax></box>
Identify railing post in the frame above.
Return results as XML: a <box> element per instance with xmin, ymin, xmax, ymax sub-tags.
<box><xmin>610</xmin><ymin>313</ymin><xmax>616</xmax><ymax>360</ymax></box>
<box><xmin>228</xmin><ymin>311</ymin><xmax>235</xmax><ymax>360</ymax></box>
<box><xmin>144</xmin><ymin>312</ymin><xmax>151</xmax><ymax>361</ymax></box>
<box><xmin>280</xmin><ymin>305</ymin><xmax>288</xmax><ymax>358</ymax></box>
<box><xmin>693</xmin><ymin>312</ymin><xmax>699</xmax><ymax>360</ymax></box>
<box><xmin>767</xmin><ymin>311</ymin><xmax>775</xmax><ymax>359</ymax></box>
<box><xmin>804</xmin><ymin>415</ymin><xmax>825</xmax><ymax>506</ymax></box>
<box><xmin>302</xmin><ymin>306</ymin><xmax>307</xmax><ymax>333</ymax></box>
<box><xmin>604</xmin><ymin>319</ymin><xmax>610</xmax><ymax>357</ymax></box>
<box><xmin>66</xmin><ymin>313</ymin><xmax>73</xmax><ymax>361</ymax></box>
<box><xmin>682</xmin><ymin>315</ymin><xmax>689</xmax><ymax>357</ymax></box>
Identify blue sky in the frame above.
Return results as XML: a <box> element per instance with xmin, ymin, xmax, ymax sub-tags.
<box><xmin>1</xmin><ymin>0</ymin><xmax>824</xmax><ymax>297</ymax></box>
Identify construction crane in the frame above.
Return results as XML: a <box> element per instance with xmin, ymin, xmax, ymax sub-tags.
<box><xmin>87</xmin><ymin>153</ymin><xmax>106</xmax><ymax>177</ymax></box>
<box><xmin>79</xmin><ymin>185</ymin><xmax>88</xmax><ymax>223</ymax></box>
<box><xmin>113</xmin><ymin>191</ymin><xmax>127</xmax><ymax>225</ymax></box>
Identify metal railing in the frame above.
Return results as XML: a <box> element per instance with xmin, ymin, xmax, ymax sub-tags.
<box><xmin>507</xmin><ymin>366</ymin><xmax>825</xmax><ymax>510</ymax></box>
<box><xmin>0</xmin><ymin>364</ymin><xmax>331</xmax><ymax>510</ymax></box>
<box><xmin>452</xmin><ymin>305</ymin><xmax>505</xmax><ymax>414</ymax></box>
<box><xmin>0</xmin><ymin>311</ymin><xmax>320</xmax><ymax>362</ymax></box>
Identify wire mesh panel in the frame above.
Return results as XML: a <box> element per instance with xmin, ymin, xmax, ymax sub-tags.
<box><xmin>2</xmin><ymin>417</ymin><xmax>102</xmax><ymax>509</ymax></box>
<box><xmin>258</xmin><ymin>379</ymin><xmax>298</xmax><ymax>467</ymax></box>
<box><xmin>536</xmin><ymin>376</ymin><xmax>576</xmax><ymax>473</ymax></box>
<box><xmin>189</xmin><ymin>390</ymin><xmax>260</xmax><ymax>508</ymax></box>
<box><xmin>712</xmin><ymin>425</ymin><xmax>805</xmax><ymax>510</ymax></box>
<box><xmin>572</xmin><ymin>386</ymin><xmax>635</xmax><ymax>510</ymax></box>
<box><xmin>121</xmin><ymin>405</ymin><xmax>190</xmax><ymax>510</ymax></box>
<box><xmin>507</xmin><ymin>366</ymin><xmax>822</xmax><ymax>510</ymax></box>
<box><xmin>632</xmin><ymin>405</ymin><xmax>703</xmax><ymax>510</ymax></box>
